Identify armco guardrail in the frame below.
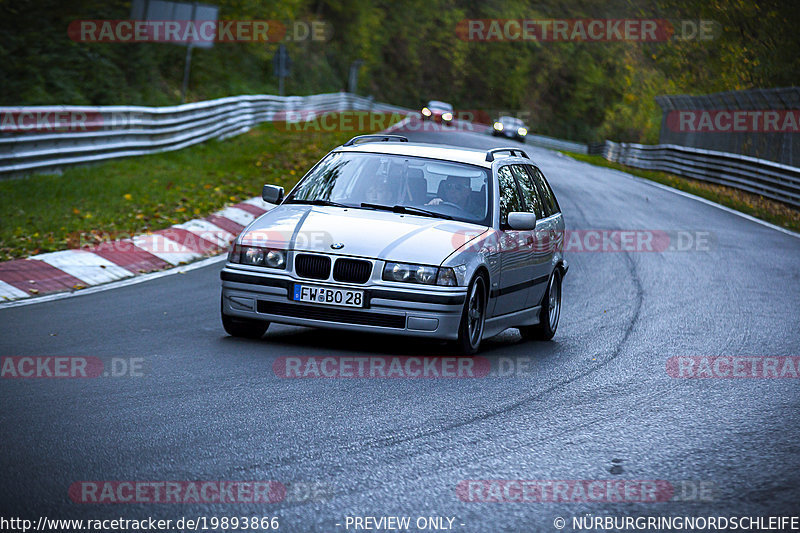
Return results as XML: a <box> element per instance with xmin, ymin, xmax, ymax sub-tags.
<box><xmin>5</xmin><ymin>94</ymin><xmax>798</xmax><ymax>209</ymax></box>
<box><xmin>603</xmin><ymin>141</ymin><xmax>800</xmax><ymax>209</ymax></box>
<box><xmin>0</xmin><ymin>93</ymin><xmax>410</xmax><ymax>177</ymax></box>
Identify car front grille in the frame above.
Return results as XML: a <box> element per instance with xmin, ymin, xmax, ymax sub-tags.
<box><xmin>294</xmin><ymin>254</ymin><xmax>331</xmax><ymax>280</ymax></box>
<box><xmin>257</xmin><ymin>300</ymin><xmax>406</xmax><ymax>328</ymax></box>
<box><xmin>333</xmin><ymin>258</ymin><xmax>372</xmax><ymax>284</ymax></box>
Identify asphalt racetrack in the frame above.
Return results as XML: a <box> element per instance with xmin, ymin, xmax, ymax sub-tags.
<box><xmin>2</xmin><ymin>124</ymin><xmax>799</xmax><ymax>532</ymax></box>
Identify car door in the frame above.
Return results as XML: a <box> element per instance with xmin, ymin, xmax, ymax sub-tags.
<box><xmin>513</xmin><ymin>165</ymin><xmax>555</xmax><ymax>308</ymax></box>
<box><xmin>526</xmin><ymin>164</ymin><xmax>564</xmax><ymax>256</ymax></box>
<box><xmin>493</xmin><ymin>165</ymin><xmax>536</xmax><ymax>316</ymax></box>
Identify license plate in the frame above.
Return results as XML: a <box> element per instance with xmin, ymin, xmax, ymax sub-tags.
<box><xmin>293</xmin><ymin>284</ymin><xmax>365</xmax><ymax>308</ymax></box>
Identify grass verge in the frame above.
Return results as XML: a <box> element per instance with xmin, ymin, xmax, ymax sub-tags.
<box><xmin>562</xmin><ymin>151</ymin><xmax>800</xmax><ymax>233</ymax></box>
<box><xmin>0</xmin><ymin>112</ymin><xmax>404</xmax><ymax>261</ymax></box>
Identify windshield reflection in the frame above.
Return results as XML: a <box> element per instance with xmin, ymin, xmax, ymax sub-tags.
<box><xmin>286</xmin><ymin>152</ymin><xmax>491</xmax><ymax>225</ymax></box>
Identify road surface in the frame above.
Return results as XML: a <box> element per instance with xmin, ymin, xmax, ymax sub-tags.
<box><xmin>2</xmin><ymin>124</ymin><xmax>799</xmax><ymax>532</ymax></box>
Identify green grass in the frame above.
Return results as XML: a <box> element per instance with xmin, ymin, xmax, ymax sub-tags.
<box><xmin>0</xmin><ymin>113</ymin><xmax>404</xmax><ymax>261</ymax></box>
<box><xmin>562</xmin><ymin>151</ymin><xmax>800</xmax><ymax>234</ymax></box>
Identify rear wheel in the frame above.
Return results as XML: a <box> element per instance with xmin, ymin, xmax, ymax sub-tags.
<box><xmin>221</xmin><ymin>297</ymin><xmax>269</xmax><ymax>339</ymax></box>
<box><xmin>456</xmin><ymin>275</ymin><xmax>487</xmax><ymax>355</ymax></box>
<box><xmin>519</xmin><ymin>269</ymin><xmax>561</xmax><ymax>341</ymax></box>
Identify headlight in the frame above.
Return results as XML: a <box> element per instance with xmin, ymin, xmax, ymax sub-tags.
<box><xmin>442</xmin><ymin>112</ymin><xmax>453</xmax><ymax>121</ymax></box>
<box><xmin>265</xmin><ymin>249</ymin><xmax>287</xmax><ymax>268</ymax></box>
<box><xmin>494</xmin><ymin>122</ymin><xmax>504</xmax><ymax>131</ymax></box>
<box><xmin>383</xmin><ymin>262</ymin><xmax>440</xmax><ymax>285</ymax></box>
<box><xmin>229</xmin><ymin>244</ymin><xmax>286</xmax><ymax>269</ymax></box>
<box><xmin>244</xmin><ymin>247</ymin><xmax>264</xmax><ymax>265</ymax></box>
<box><xmin>517</xmin><ymin>127</ymin><xmax>527</xmax><ymax>136</ymax></box>
<box><xmin>421</xmin><ymin>107</ymin><xmax>432</xmax><ymax>117</ymax></box>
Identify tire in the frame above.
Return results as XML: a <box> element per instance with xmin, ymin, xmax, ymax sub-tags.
<box><xmin>519</xmin><ymin>269</ymin><xmax>561</xmax><ymax>341</ymax></box>
<box><xmin>456</xmin><ymin>275</ymin><xmax>487</xmax><ymax>355</ymax></box>
<box><xmin>221</xmin><ymin>297</ymin><xmax>269</xmax><ymax>339</ymax></box>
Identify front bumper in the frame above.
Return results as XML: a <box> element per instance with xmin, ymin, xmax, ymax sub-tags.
<box><xmin>492</xmin><ymin>129</ymin><xmax>520</xmax><ymax>139</ymax></box>
<box><xmin>220</xmin><ymin>266</ymin><xmax>467</xmax><ymax>340</ymax></box>
<box><xmin>424</xmin><ymin>114</ymin><xmax>451</xmax><ymax>124</ymax></box>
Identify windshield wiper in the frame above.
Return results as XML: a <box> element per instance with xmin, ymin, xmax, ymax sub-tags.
<box><xmin>286</xmin><ymin>198</ymin><xmax>351</xmax><ymax>208</ymax></box>
<box><xmin>360</xmin><ymin>203</ymin><xmax>453</xmax><ymax>220</ymax></box>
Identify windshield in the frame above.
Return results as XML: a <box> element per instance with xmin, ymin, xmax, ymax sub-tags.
<box><xmin>499</xmin><ymin>116</ymin><xmax>523</xmax><ymax>126</ymax></box>
<box><xmin>427</xmin><ymin>101</ymin><xmax>453</xmax><ymax>111</ymax></box>
<box><xmin>286</xmin><ymin>152</ymin><xmax>491</xmax><ymax>225</ymax></box>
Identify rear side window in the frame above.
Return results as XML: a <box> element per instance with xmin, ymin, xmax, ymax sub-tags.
<box><xmin>526</xmin><ymin>165</ymin><xmax>560</xmax><ymax>216</ymax></box>
<box><xmin>510</xmin><ymin>165</ymin><xmax>545</xmax><ymax>219</ymax></box>
<box><xmin>497</xmin><ymin>166</ymin><xmax>523</xmax><ymax>227</ymax></box>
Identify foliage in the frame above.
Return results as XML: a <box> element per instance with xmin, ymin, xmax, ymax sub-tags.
<box><xmin>1</xmin><ymin>0</ymin><xmax>797</xmax><ymax>143</ymax></box>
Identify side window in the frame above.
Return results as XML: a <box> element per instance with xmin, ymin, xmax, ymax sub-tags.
<box><xmin>497</xmin><ymin>166</ymin><xmax>523</xmax><ymax>227</ymax></box>
<box><xmin>510</xmin><ymin>165</ymin><xmax>545</xmax><ymax>219</ymax></box>
<box><xmin>527</xmin><ymin>165</ymin><xmax>560</xmax><ymax>216</ymax></box>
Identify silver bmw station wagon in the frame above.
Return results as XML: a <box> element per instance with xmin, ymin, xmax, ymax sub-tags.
<box><xmin>220</xmin><ymin>135</ymin><xmax>567</xmax><ymax>354</ymax></box>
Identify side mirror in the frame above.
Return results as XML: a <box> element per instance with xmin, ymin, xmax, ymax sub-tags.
<box><xmin>262</xmin><ymin>184</ymin><xmax>284</xmax><ymax>204</ymax></box>
<box><xmin>507</xmin><ymin>212</ymin><xmax>537</xmax><ymax>230</ymax></box>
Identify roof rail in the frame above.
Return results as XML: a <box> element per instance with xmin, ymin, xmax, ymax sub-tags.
<box><xmin>485</xmin><ymin>147</ymin><xmax>530</xmax><ymax>162</ymax></box>
<box><xmin>343</xmin><ymin>134</ymin><xmax>409</xmax><ymax>146</ymax></box>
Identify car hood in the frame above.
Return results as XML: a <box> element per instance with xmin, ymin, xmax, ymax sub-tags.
<box><xmin>239</xmin><ymin>205</ymin><xmax>487</xmax><ymax>265</ymax></box>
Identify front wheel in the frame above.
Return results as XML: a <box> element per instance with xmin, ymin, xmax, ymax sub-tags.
<box><xmin>519</xmin><ymin>269</ymin><xmax>561</xmax><ymax>341</ymax></box>
<box><xmin>456</xmin><ymin>275</ymin><xmax>487</xmax><ymax>355</ymax></box>
<box><xmin>221</xmin><ymin>297</ymin><xmax>269</xmax><ymax>339</ymax></box>
<box><xmin>222</xmin><ymin>313</ymin><xmax>269</xmax><ymax>339</ymax></box>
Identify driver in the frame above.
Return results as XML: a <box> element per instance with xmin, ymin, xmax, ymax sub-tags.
<box><xmin>427</xmin><ymin>175</ymin><xmax>471</xmax><ymax>209</ymax></box>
